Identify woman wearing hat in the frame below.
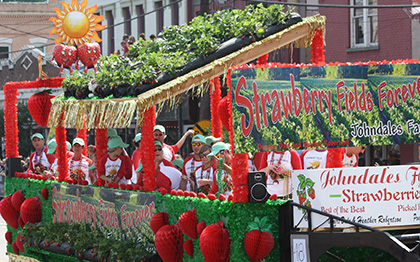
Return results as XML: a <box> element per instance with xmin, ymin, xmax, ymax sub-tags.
<box><xmin>97</xmin><ymin>136</ymin><xmax>129</xmax><ymax>185</ymax></box>
<box><xmin>68</xmin><ymin>138</ymin><xmax>93</xmax><ymax>184</ymax></box>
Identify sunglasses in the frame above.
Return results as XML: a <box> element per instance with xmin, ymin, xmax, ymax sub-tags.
<box><xmin>154</xmin><ymin>133</ymin><xmax>163</xmax><ymax>137</ymax></box>
<box><xmin>192</xmin><ymin>142</ymin><xmax>202</xmax><ymax>147</ymax></box>
<box><xmin>154</xmin><ymin>148</ymin><xmax>162</xmax><ymax>152</ymax></box>
<box><xmin>199</xmin><ymin>152</ymin><xmax>210</xmax><ymax>158</ymax></box>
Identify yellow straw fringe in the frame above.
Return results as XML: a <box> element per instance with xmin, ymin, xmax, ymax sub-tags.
<box><xmin>48</xmin><ymin>15</ymin><xmax>325</xmax><ymax>129</ymax></box>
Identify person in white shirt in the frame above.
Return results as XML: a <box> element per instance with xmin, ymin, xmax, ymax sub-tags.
<box><xmin>195</xmin><ymin>145</ymin><xmax>214</xmax><ymax>195</ymax></box>
<box><xmin>68</xmin><ymin>138</ymin><xmax>93</xmax><ymax>184</ymax></box>
<box><xmin>97</xmin><ymin>136</ymin><xmax>129</xmax><ymax>185</ymax></box>
<box><xmin>181</xmin><ymin>134</ymin><xmax>206</xmax><ymax>192</ymax></box>
<box><xmin>27</xmin><ymin>133</ymin><xmax>55</xmax><ymax>175</ymax></box>
<box><xmin>343</xmin><ymin>146</ymin><xmax>366</xmax><ymax>167</ymax></box>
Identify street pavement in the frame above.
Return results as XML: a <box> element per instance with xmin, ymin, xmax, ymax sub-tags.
<box><xmin>0</xmin><ymin>216</ymin><xmax>8</xmax><ymax>262</ymax></box>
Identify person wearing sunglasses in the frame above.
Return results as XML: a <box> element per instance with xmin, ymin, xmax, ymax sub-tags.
<box><xmin>181</xmin><ymin>134</ymin><xmax>206</xmax><ymax>192</ymax></box>
<box><xmin>208</xmin><ymin>142</ymin><xmax>233</xmax><ymax>197</ymax></box>
<box><xmin>343</xmin><ymin>146</ymin><xmax>366</xmax><ymax>167</ymax></box>
<box><xmin>154</xmin><ymin>140</ymin><xmax>183</xmax><ymax>191</ymax></box>
<box><xmin>195</xmin><ymin>145</ymin><xmax>214</xmax><ymax>195</ymax></box>
<box><xmin>153</xmin><ymin>125</ymin><xmax>195</xmax><ymax>161</ymax></box>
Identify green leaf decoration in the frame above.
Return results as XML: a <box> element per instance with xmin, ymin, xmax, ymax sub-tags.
<box><xmin>306</xmin><ymin>178</ymin><xmax>315</xmax><ymax>188</ymax></box>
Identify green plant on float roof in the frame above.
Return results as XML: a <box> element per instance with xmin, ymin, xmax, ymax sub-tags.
<box><xmin>61</xmin><ymin>70</ymin><xmax>93</xmax><ymax>91</ymax></box>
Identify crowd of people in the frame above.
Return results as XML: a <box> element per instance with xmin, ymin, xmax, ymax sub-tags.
<box><xmin>23</xmin><ymin>127</ymin><xmax>368</xmax><ymax>200</ymax></box>
<box><xmin>119</xmin><ymin>33</ymin><xmax>156</xmax><ymax>56</ymax></box>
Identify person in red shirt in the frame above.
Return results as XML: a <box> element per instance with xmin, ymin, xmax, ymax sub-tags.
<box><xmin>27</xmin><ymin>133</ymin><xmax>55</xmax><ymax>175</ymax></box>
<box><xmin>97</xmin><ymin>136</ymin><xmax>128</xmax><ymax>185</ymax></box>
<box><xmin>181</xmin><ymin>134</ymin><xmax>206</xmax><ymax>192</ymax></box>
<box><xmin>107</xmin><ymin>129</ymin><xmax>133</xmax><ymax>184</ymax></box>
<box><xmin>153</xmin><ymin>125</ymin><xmax>195</xmax><ymax>161</ymax></box>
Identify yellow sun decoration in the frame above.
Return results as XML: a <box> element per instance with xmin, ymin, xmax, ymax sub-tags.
<box><xmin>49</xmin><ymin>0</ymin><xmax>106</xmax><ymax>46</ymax></box>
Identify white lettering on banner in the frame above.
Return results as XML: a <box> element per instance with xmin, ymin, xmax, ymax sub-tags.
<box><xmin>293</xmin><ymin>165</ymin><xmax>420</xmax><ymax>228</ymax></box>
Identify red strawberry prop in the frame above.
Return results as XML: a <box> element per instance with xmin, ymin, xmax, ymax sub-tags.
<box><xmin>177</xmin><ymin>190</ymin><xmax>184</xmax><ymax>197</ymax></box>
<box><xmin>197</xmin><ymin>221</ymin><xmax>206</xmax><ymax>236</ymax></box>
<box><xmin>53</xmin><ymin>44</ymin><xmax>77</xmax><ymax>74</ymax></box>
<box><xmin>218</xmin><ymin>194</ymin><xmax>226</xmax><ymax>201</ymax></box>
<box><xmin>0</xmin><ymin>195</ymin><xmax>19</xmax><ymax>229</ymax></box>
<box><xmin>20</xmin><ymin>196</ymin><xmax>42</xmax><ymax>224</ymax></box>
<box><xmin>18</xmin><ymin>217</ymin><xmax>25</xmax><ymax>229</ymax></box>
<box><xmin>11</xmin><ymin>190</ymin><xmax>25</xmax><ymax>212</ymax></box>
<box><xmin>41</xmin><ymin>188</ymin><xmax>49</xmax><ymax>201</ymax></box>
<box><xmin>197</xmin><ymin>193</ymin><xmax>206</xmax><ymax>199</ymax></box>
<box><xmin>269</xmin><ymin>194</ymin><xmax>278</xmax><ymax>201</ymax></box>
<box><xmin>78</xmin><ymin>43</ymin><xmax>101</xmax><ymax>73</ymax></box>
<box><xmin>207</xmin><ymin>194</ymin><xmax>216</xmax><ymax>200</ymax></box>
<box><xmin>132</xmin><ymin>184</ymin><xmax>140</xmax><ymax>191</ymax></box>
<box><xmin>16</xmin><ymin>234</ymin><xmax>24</xmax><ymax>253</ymax></box>
<box><xmin>244</xmin><ymin>217</ymin><xmax>274</xmax><ymax>262</ymax></box>
<box><xmin>183</xmin><ymin>239</ymin><xmax>194</xmax><ymax>257</ymax></box>
<box><xmin>5</xmin><ymin>231</ymin><xmax>12</xmax><ymax>245</ymax></box>
<box><xmin>190</xmin><ymin>192</ymin><xmax>197</xmax><ymax>198</ymax></box>
<box><xmin>27</xmin><ymin>90</ymin><xmax>54</xmax><ymax>127</ymax></box>
<box><xmin>155</xmin><ymin>224</ymin><xmax>183</xmax><ymax>262</ymax></box>
<box><xmin>12</xmin><ymin>242</ymin><xmax>19</xmax><ymax>255</ymax></box>
<box><xmin>126</xmin><ymin>184</ymin><xmax>133</xmax><ymax>190</ymax></box>
<box><xmin>150</xmin><ymin>212</ymin><xmax>169</xmax><ymax>234</ymax></box>
<box><xmin>200</xmin><ymin>221</ymin><xmax>231</xmax><ymax>262</ymax></box>
<box><xmin>158</xmin><ymin>187</ymin><xmax>168</xmax><ymax>195</ymax></box>
<box><xmin>178</xmin><ymin>209</ymin><xmax>198</xmax><ymax>239</ymax></box>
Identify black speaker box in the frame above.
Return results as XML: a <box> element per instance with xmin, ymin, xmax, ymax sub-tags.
<box><xmin>6</xmin><ymin>157</ymin><xmax>23</xmax><ymax>177</ymax></box>
<box><xmin>248</xmin><ymin>171</ymin><xmax>270</xmax><ymax>203</ymax></box>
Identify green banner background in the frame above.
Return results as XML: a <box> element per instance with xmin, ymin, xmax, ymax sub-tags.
<box><xmin>231</xmin><ymin>63</ymin><xmax>420</xmax><ymax>153</ymax></box>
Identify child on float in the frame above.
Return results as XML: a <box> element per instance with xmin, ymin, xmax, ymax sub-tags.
<box><xmin>257</xmin><ymin>150</ymin><xmax>302</xmax><ymax>199</ymax></box>
<box><xmin>107</xmin><ymin>129</ymin><xmax>133</xmax><ymax>184</ymax></box>
<box><xmin>131</xmin><ymin>133</ymin><xmax>142</xmax><ymax>184</ymax></box>
<box><xmin>154</xmin><ymin>140</ymin><xmax>183</xmax><ymax>191</ymax></box>
<box><xmin>194</xmin><ymin>145</ymin><xmax>215</xmax><ymax>195</ymax></box>
<box><xmin>172</xmin><ymin>159</ymin><xmax>184</xmax><ymax>172</ymax></box>
<box><xmin>28</xmin><ymin>133</ymin><xmax>55</xmax><ymax>175</ymax></box>
<box><xmin>208</xmin><ymin>142</ymin><xmax>233</xmax><ymax>197</ymax></box>
<box><xmin>68</xmin><ymin>138</ymin><xmax>93</xmax><ymax>184</ymax></box>
<box><xmin>97</xmin><ymin>136</ymin><xmax>128</xmax><ymax>185</ymax></box>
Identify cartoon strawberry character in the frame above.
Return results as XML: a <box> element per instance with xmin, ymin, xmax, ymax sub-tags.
<box><xmin>53</xmin><ymin>44</ymin><xmax>77</xmax><ymax>74</ymax></box>
<box><xmin>244</xmin><ymin>217</ymin><xmax>275</xmax><ymax>262</ymax></box>
<box><xmin>178</xmin><ymin>209</ymin><xmax>198</xmax><ymax>239</ymax></box>
<box><xmin>78</xmin><ymin>43</ymin><xmax>101</xmax><ymax>73</ymax></box>
<box><xmin>27</xmin><ymin>90</ymin><xmax>54</xmax><ymax>127</ymax></box>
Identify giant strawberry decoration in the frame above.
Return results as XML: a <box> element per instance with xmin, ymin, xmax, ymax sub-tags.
<box><xmin>5</xmin><ymin>231</ymin><xmax>12</xmax><ymax>245</ymax></box>
<box><xmin>27</xmin><ymin>90</ymin><xmax>54</xmax><ymax>127</ymax></box>
<box><xmin>0</xmin><ymin>195</ymin><xmax>19</xmax><ymax>229</ymax></box>
<box><xmin>11</xmin><ymin>190</ymin><xmax>25</xmax><ymax>212</ymax></box>
<box><xmin>178</xmin><ymin>209</ymin><xmax>198</xmax><ymax>239</ymax></box>
<box><xmin>200</xmin><ymin>221</ymin><xmax>231</xmax><ymax>262</ymax></box>
<box><xmin>16</xmin><ymin>234</ymin><xmax>25</xmax><ymax>253</ymax></box>
<box><xmin>78</xmin><ymin>43</ymin><xmax>101</xmax><ymax>73</ymax></box>
<box><xmin>244</xmin><ymin>217</ymin><xmax>274</xmax><ymax>262</ymax></box>
<box><xmin>155</xmin><ymin>224</ymin><xmax>183</xmax><ymax>262</ymax></box>
<box><xmin>150</xmin><ymin>212</ymin><xmax>169</xmax><ymax>234</ymax></box>
<box><xmin>20</xmin><ymin>196</ymin><xmax>42</xmax><ymax>224</ymax></box>
<box><xmin>53</xmin><ymin>44</ymin><xmax>77</xmax><ymax>74</ymax></box>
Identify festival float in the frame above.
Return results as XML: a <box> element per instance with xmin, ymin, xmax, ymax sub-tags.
<box><xmin>2</xmin><ymin>0</ymin><xmax>420</xmax><ymax>261</ymax></box>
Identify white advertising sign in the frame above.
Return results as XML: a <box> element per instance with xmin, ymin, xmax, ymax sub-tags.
<box><xmin>292</xmin><ymin>165</ymin><xmax>420</xmax><ymax>228</ymax></box>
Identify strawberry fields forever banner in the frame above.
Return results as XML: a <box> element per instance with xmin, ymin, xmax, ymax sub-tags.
<box><xmin>231</xmin><ymin>63</ymin><xmax>420</xmax><ymax>153</ymax></box>
<box><xmin>292</xmin><ymin>165</ymin><xmax>420</xmax><ymax>228</ymax></box>
<box><xmin>51</xmin><ymin>183</ymin><xmax>156</xmax><ymax>242</ymax></box>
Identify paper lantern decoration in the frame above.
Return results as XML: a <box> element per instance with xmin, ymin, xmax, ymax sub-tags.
<box><xmin>0</xmin><ymin>195</ymin><xmax>19</xmax><ymax>229</ymax></box>
<box><xmin>200</xmin><ymin>221</ymin><xmax>231</xmax><ymax>262</ymax></box>
<box><xmin>11</xmin><ymin>190</ymin><xmax>25</xmax><ymax>212</ymax></box>
<box><xmin>178</xmin><ymin>209</ymin><xmax>198</xmax><ymax>239</ymax></box>
<box><xmin>20</xmin><ymin>196</ymin><xmax>42</xmax><ymax>224</ymax></box>
<box><xmin>150</xmin><ymin>212</ymin><xmax>169</xmax><ymax>234</ymax></box>
<box><xmin>244</xmin><ymin>217</ymin><xmax>274</xmax><ymax>262</ymax></box>
<box><xmin>53</xmin><ymin>44</ymin><xmax>78</xmax><ymax>74</ymax></box>
<box><xmin>155</xmin><ymin>224</ymin><xmax>183</xmax><ymax>262</ymax></box>
<box><xmin>27</xmin><ymin>90</ymin><xmax>54</xmax><ymax>127</ymax></box>
<box><xmin>78</xmin><ymin>42</ymin><xmax>101</xmax><ymax>73</ymax></box>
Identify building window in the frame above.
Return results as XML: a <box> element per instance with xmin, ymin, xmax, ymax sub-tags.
<box><xmin>29</xmin><ymin>38</ymin><xmax>47</xmax><ymax>54</ymax></box>
<box><xmin>155</xmin><ymin>1</ymin><xmax>163</xmax><ymax>33</ymax></box>
<box><xmin>106</xmin><ymin>10</ymin><xmax>115</xmax><ymax>54</ymax></box>
<box><xmin>351</xmin><ymin>0</ymin><xmax>378</xmax><ymax>47</ymax></box>
<box><xmin>137</xmin><ymin>5</ymin><xmax>145</xmax><ymax>37</ymax></box>
<box><xmin>123</xmin><ymin>7</ymin><xmax>131</xmax><ymax>36</ymax></box>
<box><xmin>0</xmin><ymin>46</ymin><xmax>9</xmax><ymax>60</ymax></box>
<box><xmin>171</xmin><ymin>0</ymin><xmax>179</xmax><ymax>26</ymax></box>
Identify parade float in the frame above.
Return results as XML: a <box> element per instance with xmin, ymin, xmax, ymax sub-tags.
<box><xmin>2</xmin><ymin>0</ymin><xmax>420</xmax><ymax>261</ymax></box>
